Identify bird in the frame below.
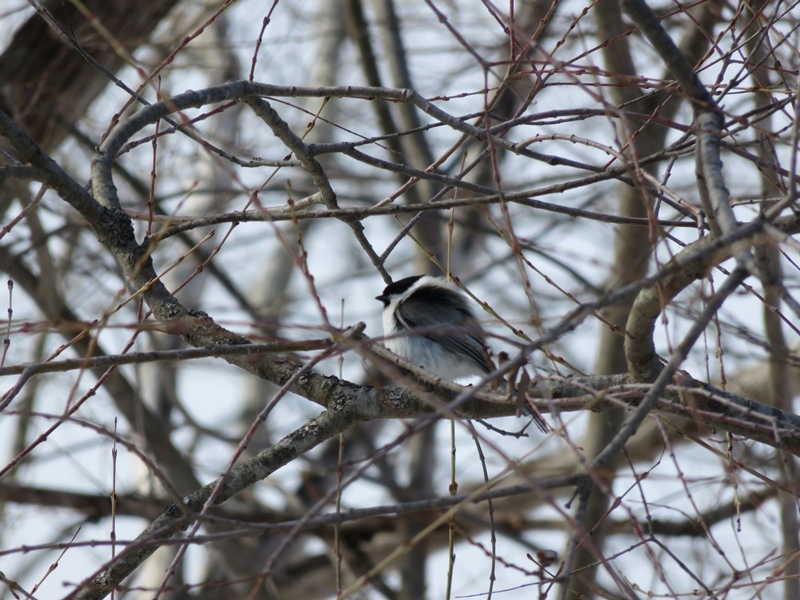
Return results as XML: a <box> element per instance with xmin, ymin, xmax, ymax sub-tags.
<box><xmin>376</xmin><ymin>275</ymin><xmax>548</xmax><ymax>433</ymax></box>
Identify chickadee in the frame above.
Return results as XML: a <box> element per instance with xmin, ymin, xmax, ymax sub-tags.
<box><xmin>376</xmin><ymin>275</ymin><xmax>547</xmax><ymax>433</ymax></box>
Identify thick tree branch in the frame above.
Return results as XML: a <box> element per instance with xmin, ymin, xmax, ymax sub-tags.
<box><xmin>66</xmin><ymin>398</ymin><xmax>373</xmax><ymax>600</ymax></box>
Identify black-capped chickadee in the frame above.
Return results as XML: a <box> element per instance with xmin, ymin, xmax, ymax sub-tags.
<box><xmin>376</xmin><ymin>275</ymin><xmax>547</xmax><ymax>433</ymax></box>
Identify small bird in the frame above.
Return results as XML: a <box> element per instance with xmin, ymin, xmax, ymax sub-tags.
<box><xmin>376</xmin><ymin>275</ymin><xmax>547</xmax><ymax>433</ymax></box>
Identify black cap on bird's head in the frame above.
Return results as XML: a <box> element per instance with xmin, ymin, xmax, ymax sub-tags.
<box><xmin>375</xmin><ymin>275</ymin><xmax>424</xmax><ymax>306</ymax></box>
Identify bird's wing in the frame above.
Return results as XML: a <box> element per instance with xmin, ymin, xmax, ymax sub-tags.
<box><xmin>395</xmin><ymin>284</ymin><xmax>492</xmax><ymax>373</ymax></box>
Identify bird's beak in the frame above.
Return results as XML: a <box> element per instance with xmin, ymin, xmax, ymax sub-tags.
<box><xmin>375</xmin><ymin>295</ymin><xmax>386</xmax><ymax>302</ymax></box>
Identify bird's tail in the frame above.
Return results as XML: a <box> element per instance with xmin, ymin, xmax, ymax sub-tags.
<box><xmin>486</xmin><ymin>377</ymin><xmax>549</xmax><ymax>434</ymax></box>
<box><xmin>522</xmin><ymin>402</ymin><xmax>549</xmax><ymax>434</ymax></box>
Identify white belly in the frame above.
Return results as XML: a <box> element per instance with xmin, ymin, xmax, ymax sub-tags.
<box><xmin>382</xmin><ymin>310</ymin><xmax>482</xmax><ymax>381</ymax></box>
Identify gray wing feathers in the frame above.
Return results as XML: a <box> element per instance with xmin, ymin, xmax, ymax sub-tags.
<box><xmin>395</xmin><ymin>285</ymin><xmax>492</xmax><ymax>372</ymax></box>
